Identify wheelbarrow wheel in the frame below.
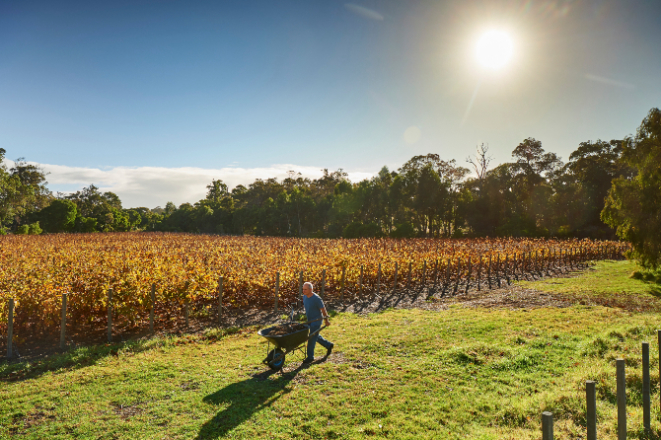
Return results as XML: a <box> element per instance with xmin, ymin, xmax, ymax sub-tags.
<box><xmin>267</xmin><ymin>348</ymin><xmax>285</xmax><ymax>370</ymax></box>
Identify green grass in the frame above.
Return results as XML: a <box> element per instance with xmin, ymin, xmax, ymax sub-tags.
<box><xmin>2</xmin><ymin>261</ymin><xmax>661</xmax><ymax>439</ymax></box>
<box><xmin>520</xmin><ymin>260</ymin><xmax>661</xmax><ymax>297</ymax></box>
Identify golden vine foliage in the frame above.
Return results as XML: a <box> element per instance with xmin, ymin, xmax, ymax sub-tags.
<box><xmin>0</xmin><ymin>233</ymin><xmax>624</xmax><ymax>336</ymax></box>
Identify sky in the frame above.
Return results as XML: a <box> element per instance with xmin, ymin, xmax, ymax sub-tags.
<box><xmin>1</xmin><ymin>0</ymin><xmax>660</xmax><ymax>208</ymax></box>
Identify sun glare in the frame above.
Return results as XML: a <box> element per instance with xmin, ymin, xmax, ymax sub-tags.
<box><xmin>475</xmin><ymin>30</ymin><xmax>514</xmax><ymax>70</ymax></box>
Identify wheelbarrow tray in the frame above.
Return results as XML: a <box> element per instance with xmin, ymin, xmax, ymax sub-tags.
<box><xmin>258</xmin><ymin>325</ymin><xmax>310</xmax><ymax>352</ymax></box>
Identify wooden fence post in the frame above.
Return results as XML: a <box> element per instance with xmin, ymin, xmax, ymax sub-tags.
<box><xmin>359</xmin><ymin>265</ymin><xmax>363</xmax><ymax>295</ymax></box>
<box><xmin>107</xmin><ymin>289</ymin><xmax>113</xmax><ymax>342</ymax></box>
<box><xmin>658</xmin><ymin>330</ymin><xmax>661</xmax><ymax>418</ymax></box>
<box><xmin>218</xmin><ymin>276</ymin><xmax>223</xmax><ymax>325</ymax></box>
<box><xmin>7</xmin><ymin>298</ymin><xmax>14</xmax><ymax>358</ymax></box>
<box><xmin>445</xmin><ymin>259</ymin><xmax>451</xmax><ymax>294</ymax></box>
<box><xmin>421</xmin><ymin>260</ymin><xmax>426</xmax><ymax>293</ymax></box>
<box><xmin>321</xmin><ymin>269</ymin><xmax>326</xmax><ymax>300</ymax></box>
<box><xmin>496</xmin><ymin>255</ymin><xmax>501</xmax><ymax>288</ymax></box>
<box><xmin>465</xmin><ymin>258</ymin><xmax>471</xmax><ymax>294</ymax></box>
<box><xmin>432</xmin><ymin>259</ymin><xmax>439</xmax><ymax>291</ymax></box>
<box><xmin>341</xmin><ymin>267</ymin><xmax>346</xmax><ymax>302</ymax></box>
<box><xmin>299</xmin><ymin>271</ymin><xmax>304</xmax><ymax>303</ymax></box>
<box><xmin>275</xmin><ymin>272</ymin><xmax>280</xmax><ymax>312</ymax></box>
<box><xmin>150</xmin><ymin>283</ymin><xmax>155</xmax><ymax>335</ymax></box>
<box><xmin>617</xmin><ymin>358</ymin><xmax>626</xmax><ymax>440</ymax></box>
<box><xmin>393</xmin><ymin>262</ymin><xmax>398</xmax><ymax>292</ymax></box>
<box><xmin>376</xmin><ymin>264</ymin><xmax>381</xmax><ymax>297</ymax></box>
<box><xmin>408</xmin><ymin>262</ymin><xmax>412</xmax><ymax>290</ymax></box>
<box><xmin>542</xmin><ymin>411</ymin><xmax>553</xmax><ymax>440</ymax></box>
<box><xmin>643</xmin><ymin>342</ymin><xmax>651</xmax><ymax>433</ymax></box>
<box><xmin>505</xmin><ymin>254</ymin><xmax>510</xmax><ymax>285</ymax></box>
<box><xmin>477</xmin><ymin>258</ymin><xmax>481</xmax><ymax>291</ymax></box>
<box><xmin>60</xmin><ymin>293</ymin><xmax>67</xmax><ymax>350</ymax></box>
<box><xmin>454</xmin><ymin>259</ymin><xmax>461</xmax><ymax>294</ymax></box>
<box><xmin>184</xmin><ymin>281</ymin><xmax>190</xmax><ymax>329</ymax></box>
<box><xmin>488</xmin><ymin>255</ymin><xmax>492</xmax><ymax>289</ymax></box>
<box><xmin>586</xmin><ymin>381</ymin><xmax>596</xmax><ymax>440</ymax></box>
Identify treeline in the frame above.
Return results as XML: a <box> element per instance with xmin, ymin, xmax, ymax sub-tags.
<box><xmin>1</xmin><ymin>108</ymin><xmax>659</xmax><ymax>249</ymax></box>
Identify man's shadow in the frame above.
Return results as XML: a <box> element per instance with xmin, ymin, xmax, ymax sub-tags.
<box><xmin>196</xmin><ymin>361</ymin><xmax>319</xmax><ymax>439</ymax></box>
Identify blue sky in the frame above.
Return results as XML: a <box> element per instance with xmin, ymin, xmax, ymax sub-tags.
<box><xmin>1</xmin><ymin>0</ymin><xmax>660</xmax><ymax>207</ymax></box>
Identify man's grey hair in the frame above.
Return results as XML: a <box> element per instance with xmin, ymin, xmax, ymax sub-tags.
<box><xmin>303</xmin><ymin>282</ymin><xmax>314</xmax><ymax>291</ymax></box>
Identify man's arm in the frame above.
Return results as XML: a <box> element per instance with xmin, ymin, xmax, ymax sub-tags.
<box><xmin>320</xmin><ymin>307</ymin><xmax>331</xmax><ymax>326</ymax></box>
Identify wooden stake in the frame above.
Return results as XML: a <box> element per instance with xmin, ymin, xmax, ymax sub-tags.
<box><xmin>376</xmin><ymin>264</ymin><xmax>381</xmax><ymax>297</ymax></box>
<box><xmin>107</xmin><ymin>289</ymin><xmax>113</xmax><ymax>342</ymax></box>
<box><xmin>393</xmin><ymin>262</ymin><xmax>398</xmax><ymax>292</ymax></box>
<box><xmin>586</xmin><ymin>381</ymin><xmax>596</xmax><ymax>440</ymax></box>
<box><xmin>617</xmin><ymin>359</ymin><xmax>626</xmax><ymax>440</ymax></box>
<box><xmin>359</xmin><ymin>265</ymin><xmax>363</xmax><ymax>295</ymax></box>
<box><xmin>341</xmin><ymin>267</ymin><xmax>346</xmax><ymax>302</ymax></box>
<box><xmin>643</xmin><ymin>342</ymin><xmax>651</xmax><ymax>433</ymax></box>
<box><xmin>542</xmin><ymin>412</ymin><xmax>554</xmax><ymax>440</ymax></box>
<box><xmin>218</xmin><ymin>276</ymin><xmax>223</xmax><ymax>325</ymax></box>
<box><xmin>60</xmin><ymin>293</ymin><xmax>67</xmax><ymax>349</ymax></box>
<box><xmin>408</xmin><ymin>262</ymin><xmax>412</xmax><ymax>290</ymax></box>
<box><xmin>321</xmin><ymin>269</ymin><xmax>326</xmax><ymax>300</ymax></box>
<box><xmin>149</xmin><ymin>283</ymin><xmax>155</xmax><ymax>335</ymax></box>
<box><xmin>275</xmin><ymin>272</ymin><xmax>280</xmax><ymax>312</ymax></box>
<box><xmin>7</xmin><ymin>298</ymin><xmax>14</xmax><ymax>358</ymax></box>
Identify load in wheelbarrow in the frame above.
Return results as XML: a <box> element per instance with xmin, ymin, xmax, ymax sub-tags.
<box><xmin>258</xmin><ymin>318</ymin><xmax>326</xmax><ymax>370</ymax></box>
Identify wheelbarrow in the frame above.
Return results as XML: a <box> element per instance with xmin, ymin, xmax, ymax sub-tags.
<box><xmin>258</xmin><ymin>317</ymin><xmax>327</xmax><ymax>370</ymax></box>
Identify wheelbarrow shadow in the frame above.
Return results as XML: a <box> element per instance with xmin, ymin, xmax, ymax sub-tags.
<box><xmin>195</xmin><ymin>362</ymin><xmax>317</xmax><ymax>439</ymax></box>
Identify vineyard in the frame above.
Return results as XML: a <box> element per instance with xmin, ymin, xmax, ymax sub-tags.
<box><xmin>0</xmin><ymin>233</ymin><xmax>626</xmax><ymax>349</ymax></box>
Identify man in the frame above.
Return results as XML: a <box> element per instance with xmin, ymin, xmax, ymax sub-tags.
<box><xmin>301</xmin><ymin>281</ymin><xmax>334</xmax><ymax>364</ymax></box>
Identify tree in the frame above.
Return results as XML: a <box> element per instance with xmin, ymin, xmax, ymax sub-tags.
<box><xmin>38</xmin><ymin>199</ymin><xmax>77</xmax><ymax>232</ymax></box>
<box><xmin>0</xmin><ymin>151</ymin><xmax>52</xmax><ymax>232</ymax></box>
<box><xmin>602</xmin><ymin>108</ymin><xmax>661</xmax><ymax>269</ymax></box>
<box><xmin>206</xmin><ymin>179</ymin><xmax>229</xmax><ymax>203</ymax></box>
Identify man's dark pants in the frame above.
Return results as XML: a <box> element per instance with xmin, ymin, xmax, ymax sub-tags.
<box><xmin>307</xmin><ymin>322</ymin><xmax>332</xmax><ymax>360</ymax></box>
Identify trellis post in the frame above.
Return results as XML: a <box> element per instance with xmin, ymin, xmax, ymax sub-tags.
<box><xmin>359</xmin><ymin>265</ymin><xmax>363</xmax><ymax>295</ymax></box>
<box><xmin>149</xmin><ymin>283</ymin><xmax>155</xmax><ymax>335</ymax></box>
<box><xmin>408</xmin><ymin>262</ymin><xmax>412</xmax><ymax>290</ymax></box>
<box><xmin>7</xmin><ymin>298</ymin><xmax>14</xmax><ymax>358</ymax></box>
<box><xmin>60</xmin><ymin>293</ymin><xmax>67</xmax><ymax>349</ymax></box>
<box><xmin>107</xmin><ymin>288</ymin><xmax>113</xmax><ymax>342</ymax></box>
<box><xmin>393</xmin><ymin>262</ymin><xmax>398</xmax><ymax>292</ymax></box>
<box><xmin>274</xmin><ymin>272</ymin><xmax>280</xmax><ymax>312</ymax></box>
<box><xmin>421</xmin><ymin>260</ymin><xmax>426</xmax><ymax>292</ymax></box>
<box><xmin>488</xmin><ymin>255</ymin><xmax>492</xmax><ymax>289</ymax></box>
<box><xmin>542</xmin><ymin>412</ymin><xmax>553</xmax><ymax>440</ymax></box>
<box><xmin>184</xmin><ymin>281</ymin><xmax>190</xmax><ymax>329</ymax></box>
<box><xmin>643</xmin><ymin>342</ymin><xmax>651</xmax><ymax>433</ymax></box>
<box><xmin>321</xmin><ymin>269</ymin><xmax>326</xmax><ymax>300</ymax></box>
<box><xmin>617</xmin><ymin>359</ymin><xmax>626</xmax><ymax>440</ymax></box>
<box><xmin>218</xmin><ymin>276</ymin><xmax>223</xmax><ymax>325</ymax></box>
<box><xmin>465</xmin><ymin>258</ymin><xmax>471</xmax><ymax>294</ymax></box>
<box><xmin>586</xmin><ymin>381</ymin><xmax>596</xmax><ymax>440</ymax></box>
<box><xmin>341</xmin><ymin>267</ymin><xmax>346</xmax><ymax>302</ymax></box>
<box><xmin>376</xmin><ymin>264</ymin><xmax>381</xmax><ymax>297</ymax></box>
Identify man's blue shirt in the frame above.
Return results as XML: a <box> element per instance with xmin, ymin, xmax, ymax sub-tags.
<box><xmin>303</xmin><ymin>293</ymin><xmax>325</xmax><ymax>324</ymax></box>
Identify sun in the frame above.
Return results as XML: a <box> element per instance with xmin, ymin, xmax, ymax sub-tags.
<box><xmin>475</xmin><ymin>30</ymin><xmax>514</xmax><ymax>70</ymax></box>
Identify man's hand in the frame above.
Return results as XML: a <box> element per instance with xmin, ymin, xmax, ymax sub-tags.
<box><xmin>324</xmin><ymin>317</ymin><xmax>331</xmax><ymax>326</ymax></box>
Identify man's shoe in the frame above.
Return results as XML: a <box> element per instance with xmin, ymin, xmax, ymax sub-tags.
<box><xmin>325</xmin><ymin>344</ymin><xmax>334</xmax><ymax>357</ymax></box>
<box><xmin>302</xmin><ymin>357</ymin><xmax>314</xmax><ymax>364</ymax></box>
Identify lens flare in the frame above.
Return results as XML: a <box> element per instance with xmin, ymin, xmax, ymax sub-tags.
<box><xmin>475</xmin><ymin>30</ymin><xmax>513</xmax><ymax>70</ymax></box>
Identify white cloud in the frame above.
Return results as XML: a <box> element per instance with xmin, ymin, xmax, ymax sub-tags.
<box><xmin>2</xmin><ymin>160</ymin><xmax>376</xmax><ymax>209</ymax></box>
<box><xmin>344</xmin><ymin>3</ymin><xmax>384</xmax><ymax>21</ymax></box>
<box><xmin>584</xmin><ymin>74</ymin><xmax>635</xmax><ymax>89</ymax></box>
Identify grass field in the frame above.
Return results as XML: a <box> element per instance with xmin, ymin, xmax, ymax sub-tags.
<box><xmin>2</xmin><ymin>260</ymin><xmax>661</xmax><ymax>439</ymax></box>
